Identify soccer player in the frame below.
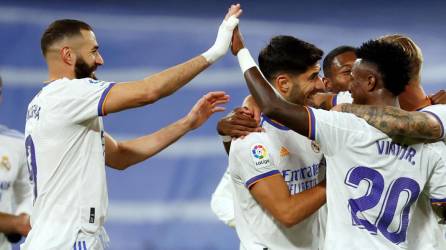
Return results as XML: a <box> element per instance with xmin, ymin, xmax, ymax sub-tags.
<box><xmin>210</xmin><ymin>45</ymin><xmax>356</xmax><ymax>232</ymax></box>
<box><xmin>232</xmin><ymin>27</ymin><xmax>446</xmax><ymax>249</ymax></box>
<box><xmin>322</xmin><ymin>45</ymin><xmax>356</xmax><ymax>93</ymax></box>
<box><xmin>331</xmin><ymin>34</ymin><xmax>446</xmax><ymax>249</ymax></box>
<box><xmin>228</xmin><ymin>35</ymin><xmax>327</xmax><ymax>250</ymax></box>
<box><xmin>21</xmin><ymin>5</ymin><xmax>240</xmax><ymax>250</ymax></box>
<box><xmin>0</xmin><ymin>76</ymin><xmax>32</xmax><ymax>250</ymax></box>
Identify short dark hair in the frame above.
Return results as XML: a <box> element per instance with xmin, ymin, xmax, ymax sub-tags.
<box><xmin>356</xmin><ymin>40</ymin><xmax>411</xmax><ymax>96</ymax></box>
<box><xmin>322</xmin><ymin>46</ymin><xmax>356</xmax><ymax>77</ymax></box>
<box><xmin>41</xmin><ymin>19</ymin><xmax>92</xmax><ymax>56</ymax></box>
<box><xmin>258</xmin><ymin>36</ymin><xmax>323</xmax><ymax>81</ymax></box>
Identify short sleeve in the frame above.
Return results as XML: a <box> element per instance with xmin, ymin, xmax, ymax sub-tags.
<box><xmin>425</xmin><ymin>144</ymin><xmax>446</xmax><ymax>203</ymax></box>
<box><xmin>307</xmin><ymin>107</ymin><xmax>366</xmax><ymax>156</ymax></box>
<box><xmin>229</xmin><ymin>132</ymin><xmax>280</xmax><ymax>189</ymax></box>
<box><xmin>60</xmin><ymin>78</ymin><xmax>115</xmax><ymax>122</ymax></box>
<box><xmin>210</xmin><ymin>168</ymin><xmax>235</xmax><ymax>227</ymax></box>
<box><xmin>421</xmin><ymin>104</ymin><xmax>446</xmax><ymax>140</ymax></box>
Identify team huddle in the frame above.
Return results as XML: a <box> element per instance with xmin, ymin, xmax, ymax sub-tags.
<box><xmin>0</xmin><ymin>3</ymin><xmax>445</xmax><ymax>250</ymax></box>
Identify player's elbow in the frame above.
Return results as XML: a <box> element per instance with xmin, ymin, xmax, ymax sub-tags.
<box><xmin>107</xmin><ymin>161</ymin><xmax>131</xmax><ymax>171</ymax></box>
<box><xmin>276</xmin><ymin>212</ymin><xmax>299</xmax><ymax>228</ymax></box>
<box><xmin>139</xmin><ymin>89</ymin><xmax>159</xmax><ymax>105</ymax></box>
<box><xmin>273</xmin><ymin>207</ymin><xmax>301</xmax><ymax>228</ymax></box>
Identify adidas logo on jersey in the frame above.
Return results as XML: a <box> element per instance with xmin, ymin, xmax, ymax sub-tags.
<box><xmin>280</xmin><ymin>146</ymin><xmax>289</xmax><ymax>157</ymax></box>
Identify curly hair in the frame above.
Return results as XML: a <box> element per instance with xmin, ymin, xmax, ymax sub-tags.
<box><xmin>356</xmin><ymin>40</ymin><xmax>411</xmax><ymax>96</ymax></box>
<box><xmin>258</xmin><ymin>35</ymin><xmax>323</xmax><ymax>81</ymax></box>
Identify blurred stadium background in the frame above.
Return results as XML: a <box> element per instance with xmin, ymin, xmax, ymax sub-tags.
<box><xmin>0</xmin><ymin>0</ymin><xmax>444</xmax><ymax>249</ymax></box>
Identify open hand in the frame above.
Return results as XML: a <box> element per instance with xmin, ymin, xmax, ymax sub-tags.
<box><xmin>225</xmin><ymin>3</ymin><xmax>243</xmax><ymax>20</ymax></box>
<box><xmin>202</xmin><ymin>4</ymin><xmax>243</xmax><ymax>63</ymax></box>
<box><xmin>186</xmin><ymin>91</ymin><xmax>230</xmax><ymax>130</ymax></box>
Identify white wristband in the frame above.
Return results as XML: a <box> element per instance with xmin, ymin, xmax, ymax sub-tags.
<box><xmin>220</xmin><ymin>135</ymin><xmax>232</xmax><ymax>143</ymax></box>
<box><xmin>202</xmin><ymin>16</ymin><xmax>239</xmax><ymax>64</ymax></box>
<box><xmin>237</xmin><ymin>48</ymin><xmax>257</xmax><ymax>73</ymax></box>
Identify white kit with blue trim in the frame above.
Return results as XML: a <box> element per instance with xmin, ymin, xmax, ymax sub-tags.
<box><xmin>307</xmin><ymin>107</ymin><xmax>446</xmax><ymax>250</ymax></box>
<box><xmin>229</xmin><ymin>115</ymin><xmax>326</xmax><ymax>250</ymax></box>
<box><xmin>21</xmin><ymin>77</ymin><xmax>115</xmax><ymax>250</ymax></box>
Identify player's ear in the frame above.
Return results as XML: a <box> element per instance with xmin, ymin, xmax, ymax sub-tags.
<box><xmin>367</xmin><ymin>74</ymin><xmax>377</xmax><ymax>92</ymax></box>
<box><xmin>276</xmin><ymin>74</ymin><xmax>290</xmax><ymax>94</ymax></box>
<box><xmin>322</xmin><ymin>77</ymin><xmax>330</xmax><ymax>90</ymax></box>
<box><xmin>60</xmin><ymin>47</ymin><xmax>75</xmax><ymax>66</ymax></box>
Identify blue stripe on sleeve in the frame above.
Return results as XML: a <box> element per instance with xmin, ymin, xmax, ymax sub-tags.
<box><xmin>332</xmin><ymin>95</ymin><xmax>338</xmax><ymax>107</ymax></box>
<box><xmin>245</xmin><ymin>170</ymin><xmax>280</xmax><ymax>188</ymax></box>
<box><xmin>97</xmin><ymin>83</ymin><xmax>116</xmax><ymax>116</ymax></box>
<box><xmin>308</xmin><ymin>108</ymin><xmax>316</xmax><ymax>141</ymax></box>
<box><xmin>421</xmin><ymin>110</ymin><xmax>444</xmax><ymax>139</ymax></box>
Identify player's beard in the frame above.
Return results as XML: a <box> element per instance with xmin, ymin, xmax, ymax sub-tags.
<box><xmin>75</xmin><ymin>57</ymin><xmax>98</xmax><ymax>80</ymax></box>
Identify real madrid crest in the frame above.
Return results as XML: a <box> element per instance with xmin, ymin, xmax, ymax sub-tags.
<box><xmin>311</xmin><ymin>141</ymin><xmax>320</xmax><ymax>153</ymax></box>
<box><xmin>0</xmin><ymin>155</ymin><xmax>11</xmax><ymax>171</ymax></box>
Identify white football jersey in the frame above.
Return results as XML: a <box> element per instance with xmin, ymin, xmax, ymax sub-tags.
<box><xmin>328</xmin><ymin>94</ymin><xmax>446</xmax><ymax>247</ymax></box>
<box><xmin>0</xmin><ymin>126</ymin><xmax>32</xmax><ymax>250</ymax></box>
<box><xmin>406</xmin><ymin>105</ymin><xmax>446</xmax><ymax>249</ymax></box>
<box><xmin>421</xmin><ymin>104</ymin><xmax>446</xmax><ymax>141</ymax></box>
<box><xmin>229</xmin><ymin>115</ymin><xmax>326</xmax><ymax>250</ymax></box>
<box><xmin>210</xmin><ymin>168</ymin><xmax>236</xmax><ymax>227</ymax></box>
<box><xmin>307</xmin><ymin>107</ymin><xmax>446</xmax><ymax>249</ymax></box>
<box><xmin>21</xmin><ymin>78</ymin><xmax>115</xmax><ymax>250</ymax></box>
<box><xmin>332</xmin><ymin>91</ymin><xmax>353</xmax><ymax>106</ymax></box>
<box><xmin>407</xmin><ymin>193</ymin><xmax>446</xmax><ymax>250</ymax></box>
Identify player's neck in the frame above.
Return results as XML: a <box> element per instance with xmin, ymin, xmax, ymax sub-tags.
<box><xmin>366</xmin><ymin>89</ymin><xmax>400</xmax><ymax>107</ymax></box>
<box><xmin>47</xmin><ymin>65</ymin><xmax>76</xmax><ymax>83</ymax></box>
<box><xmin>398</xmin><ymin>83</ymin><xmax>431</xmax><ymax>111</ymax></box>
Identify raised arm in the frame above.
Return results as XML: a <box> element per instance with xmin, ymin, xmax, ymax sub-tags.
<box><xmin>335</xmin><ymin>104</ymin><xmax>443</xmax><ymax>140</ymax></box>
<box><xmin>103</xmin><ymin>5</ymin><xmax>242</xmax><ymax>115</ymax></box>
<box><xmin>105</xmin><ymin>91</ymin><xmax>229</xmax><ymax>170</ymax></box>
<box><xmin>231</xmin><ymin>27</ymin><xmax>310</xmax><ymax>137</ymax></box>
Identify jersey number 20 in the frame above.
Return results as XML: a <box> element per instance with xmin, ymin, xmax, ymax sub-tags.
<box><xmin>345</xmin><ymin>166</ymin><xmax>420</xmax><ymax>245</ymax></box>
